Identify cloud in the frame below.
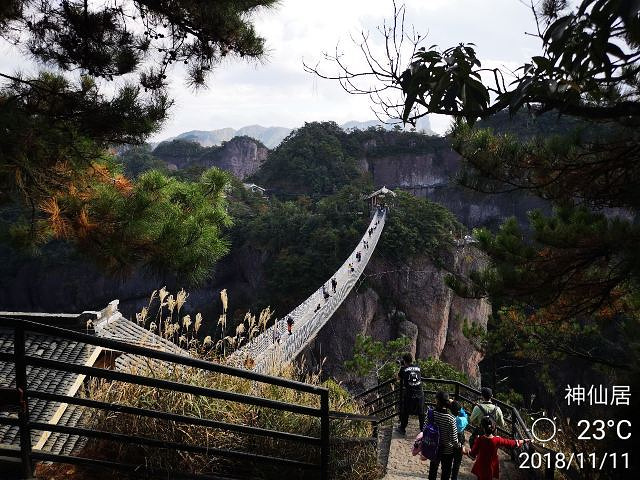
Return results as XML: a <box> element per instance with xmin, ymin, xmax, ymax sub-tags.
<box><xmin>0</xmin><ymin>1</ymin><xmax>545</xmax><ymax>140</ymax></box>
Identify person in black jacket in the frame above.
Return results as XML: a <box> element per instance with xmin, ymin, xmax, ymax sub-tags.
<box><xmin>397</xmin><ymin>353</ymin><xmax>425</xmax><ymax>434</ymax></box>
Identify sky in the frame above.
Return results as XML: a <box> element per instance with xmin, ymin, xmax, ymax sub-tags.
<box><xmin>0</xmin><ymin>0</ymin><xmax>543</xmax><ymax>142</ymax></box>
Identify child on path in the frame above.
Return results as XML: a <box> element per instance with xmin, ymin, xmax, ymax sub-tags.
<box><xmin>467</xmin><ymin>417</ymin><xmax>530</xmax><ymax>480</ymax></box>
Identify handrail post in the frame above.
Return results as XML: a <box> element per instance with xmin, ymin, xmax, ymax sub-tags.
<box><xmin>14</xmin><ymin>325</ymin><xmax>34</xmax><ymax>479</ymax></box>
<box><xmin>454</xmin><ymin>382</ymin><xmax>460</xmax><ymax>400</ymax></box>
<box><xmin>320</xmin><ymin>390</ymin><xmax>330</xmax><ymax>480</ymax></box>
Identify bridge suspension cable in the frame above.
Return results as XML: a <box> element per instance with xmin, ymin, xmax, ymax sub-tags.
<box><xmin>231</xmin><ymin>207</ymin><xmax>388</xmax><ymax>373</ymax></box>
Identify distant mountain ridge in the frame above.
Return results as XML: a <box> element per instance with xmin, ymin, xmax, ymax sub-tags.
<box><xmin>157</xmin><ymin>117</ymin><xmax>434</xmax><ymax>150</ymax></box>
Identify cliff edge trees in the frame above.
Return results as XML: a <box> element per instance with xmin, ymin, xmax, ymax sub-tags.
<box><xmin>0</xmin><ymin>0</ymin><xmax>277</xmax><ymax>280</ymax></box>
<box><xmin>309</xmin><ymin>0</ymin><xmax>640</xmax><ymax>372</ymax></box>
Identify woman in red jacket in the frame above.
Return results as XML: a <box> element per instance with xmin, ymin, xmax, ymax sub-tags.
<box><xmin>468</xmin><ymin>417</ymin><xmax>530</xmax><ymax>480</ymax></box>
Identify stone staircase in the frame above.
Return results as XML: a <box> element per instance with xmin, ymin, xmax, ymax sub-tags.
<box><xmin>383</xmin><ymin>418</ymin><xmax>526</xmax><ymax>480</ymax></box>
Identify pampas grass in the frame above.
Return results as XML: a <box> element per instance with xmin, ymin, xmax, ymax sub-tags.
<box><xmin>78</xmin><ymin>359</ymin><xmax>381</xmax><ymax>480</ymax></box>
<box><xmin>70</xmin><ymin>288</ymin><xmax>383</xmax><ymax>480</ymax></box>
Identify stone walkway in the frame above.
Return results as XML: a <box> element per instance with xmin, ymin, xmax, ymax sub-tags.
<box><xmin>383</xmin><ymin>419</ymin><xmax>525</xmax><ymax>480</ymax></box>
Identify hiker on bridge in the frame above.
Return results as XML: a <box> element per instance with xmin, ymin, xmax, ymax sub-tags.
<box><xmin>396</xmin><ymin>353</ymin><xmax>425</xmax><ymax>434</ymax></box>
<box><xmin>286</xmin><ymin>316</ymin><xmax>294</xmax><ymax>335</ymax></box>
<box><xmin>356</xmin><ymin>251</ymin><xmax>361</xmax><ymax>262</ymax></box>
<box><xmin>322</xmin><ymin>286</ymin><xmax>330</xmax><ymax>301</ymax></box>
<box><xmin>331</xmin><ymin>277</ymin><xmax>337</xmax><ymax>293</ymax></box>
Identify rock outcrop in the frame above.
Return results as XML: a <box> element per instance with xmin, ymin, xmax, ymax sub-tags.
<box><xmin>305</xmin><ymin>246</ymin><xmax>490</xmax><ymax>385</ymax></box>
<box><xmin>153</xmin><ymin>136</ymin><xmax>268</xmax><ymax>180</ymax></box>
<box><xmin>359</xmin><ymin>138</ymin><xmax>549</xmax><ymax>229</ymax></box>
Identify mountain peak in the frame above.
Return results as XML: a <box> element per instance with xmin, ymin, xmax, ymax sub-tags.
<box><xmin>158</xmin><ymin>117</ymin><xmax>434</xmax><ymax>150</ymax></box>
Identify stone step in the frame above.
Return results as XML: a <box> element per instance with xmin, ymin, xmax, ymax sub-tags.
<box><xmin>382</xmin><ymin>418</ymin><xmax>526</xmax><ymax>480</ymax></box>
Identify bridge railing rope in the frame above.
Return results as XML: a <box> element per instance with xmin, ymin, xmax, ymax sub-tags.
<box><xmin>231</xmin><ymin>208</ymin><xmax>387</xmax><ymax>372</ymax></box>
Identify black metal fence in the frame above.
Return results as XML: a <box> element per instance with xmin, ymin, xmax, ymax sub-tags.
<box><xmin>355</xmin><ymin>376</ymin><xmax>557</xmax><ymax>480</ymax></box>
<box><xmin>0</xmin><ymin>318</ymin><xmax>339</xmax><ymax>480</ymax></box>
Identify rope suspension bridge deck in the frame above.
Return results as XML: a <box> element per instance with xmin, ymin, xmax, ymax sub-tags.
<box><xmin>231</xmin><ymin>206</ymin><xmax>388</xmax><ymax>373</ymax></box>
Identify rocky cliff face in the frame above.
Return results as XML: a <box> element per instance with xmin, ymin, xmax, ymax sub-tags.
<box><xmin>304</xmin><ymin>245</ymin><xmax>490</xmax><ymax>385</ymax></box>
<box><xmin>0</xmin><ymin>243</ymin><xmax>267</xmax><ymax>336</ymax></box>
<box><xmin>153</xmin><ymin>136</ymin><xmax>268</xmax><ymax>180</ymax></box>
<box><xmin>360</xmin><ymin>140</ymin><xmax>549</xmax><ymax>229</ymax></box>
<box><xmin>209</xmin><ymin>137</ymin><xmax>268</xmax><ymax>180</ymax></box>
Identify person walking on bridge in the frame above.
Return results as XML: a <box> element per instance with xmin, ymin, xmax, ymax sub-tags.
<box><xmin>331</xmin><ymin>277</ymin><xmax>337</xmax><ymax>293</ymax></box>
<box><xmin>286</xmin><ymin>316</ymin><xmax>294</xmax><ymax>335</ymax></box>
<box><xmin>397</xmin><ymin>353</ymin><xmax>425</xmax><ymax>434</ymax></box>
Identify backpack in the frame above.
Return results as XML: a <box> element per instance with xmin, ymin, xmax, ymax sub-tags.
<box><xmin>456</xmin><ymin>407</ymin><xmax>468</xmax><ymax>433</ymax></box>
<box><xmin>419</xmin><ymin>408</ymin><xmax>440</xmax><ymax>460</ymax></box>
<box><xmin>469</xmin><ymin>404</ymin><xmax>497</xmax><ymax>448</ymax></box>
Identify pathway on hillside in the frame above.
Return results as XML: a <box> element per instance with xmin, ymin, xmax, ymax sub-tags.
<box><xmin>383</xmin><ymin>419</ymin><xmax>525</xmax><ymax>480</ymax></box>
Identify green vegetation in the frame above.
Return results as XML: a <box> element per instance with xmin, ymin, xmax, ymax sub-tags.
<box><xmin>233</xmin><ymin>183</ymin><xmax>460</xmax><ymax>315</ymax></box>
<box><xmin>235</xmin><ymin>183</ymin><xmax>370</xmax><ymax>312</ymax></box>
<box><xmin>345</xmin><ymin>334</ymin><xmax>468</xmax><ymax>384</ymax></box>
<box><xmin>153</xmin><ymin>139</ymin><xmax>208</xmax><ymax>160</ymax></box>
<box><xmin>348</xmin><ymin>127</ymin><xmax>446</xmax><ymax>158</ymax></box>
<box><xmin>379</xmin><ymin>191</ymin><xmax>462</xmax><ymax>262</ymax></box>
<box><xmin>120</xmin><ymin>145</ymin><xmax>169</xmax><ymax>179</ymax></box>
<box><xmin>0</xmin><ymin>0</ymin><xmax>276</xmax><ymax>278</ymax></box>
<box><xmin>251</xmin><ymin>122</ymin><xmax>363</xmax><ymax>196</ymax></box>
<box><xmin>345</xmin><ymin>335</ymin><xmax>412</xmax><ymax>381</ymax></box>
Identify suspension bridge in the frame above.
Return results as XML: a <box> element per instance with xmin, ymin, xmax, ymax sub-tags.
<box><xmin>230</xmin><ymin>190</ymin><xmax>393</xmax><ymax>373</ymax></box>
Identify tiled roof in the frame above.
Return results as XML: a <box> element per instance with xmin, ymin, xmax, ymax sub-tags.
<box><xmin>0</xmin><ymin>328</ymin><xmax>98</xmax><ymax>454</ymax></box>
<box><xmin>94</xmin><ymin>312</ymin><xmax>190</xmax><ymax>373</ymax></box>
<box><xmin>0</xmin><ymin>302</ymin><xmax>192</xmax><ymax>459</ymax></box>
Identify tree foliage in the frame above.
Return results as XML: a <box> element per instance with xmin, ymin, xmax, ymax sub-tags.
<box><xmin>310</xmin><ymin>0</ymin><xmax>640</xmax><ymax>369</ymax></box>
<box><xmin>236</xmin><ymin>183</ymin><xmax>371</xmax><ymax>312</ymax></box>
<box><xmin>345</xmin><ymin>334</ymin><xmax>468</xmax><ymax>383</ymax></box>
<box><xmin>252</xmin><ymin>122</ymin><xmax>362</xmax><ymax>196</ymax></box>
<box><xmin>120</xmin><ymin>145</ymin><xmax>168</xmax><ymax>179</ymax></box>
<box><xmin>345</xmin><ymin>334</ymin><xmax>410</xmax><ymax>381</ymax></box>
<box><xmin>379</xmin><ymin>191</ymin><xmax>462</xmax><ymax>262</ymax></box>
<box><xmin>0</xmin><ymin>0</ymin><xmax>275</xmax><ymax>279</ymax></box>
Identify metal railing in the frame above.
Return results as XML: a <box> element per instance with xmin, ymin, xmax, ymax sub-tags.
<box><xmin>354</xmin><ymin>377</ymin><xmax>557</xmax><ymax>480</ymax></box>
<box><xmin>231</xmin><ymin>208</ymin><xmax>387</xmax><ymax>373</ymax></box>
<box><xmin>0</xmin><ymin>318</ymin><xmax>335</xmax><ymax>480</ymax></box>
